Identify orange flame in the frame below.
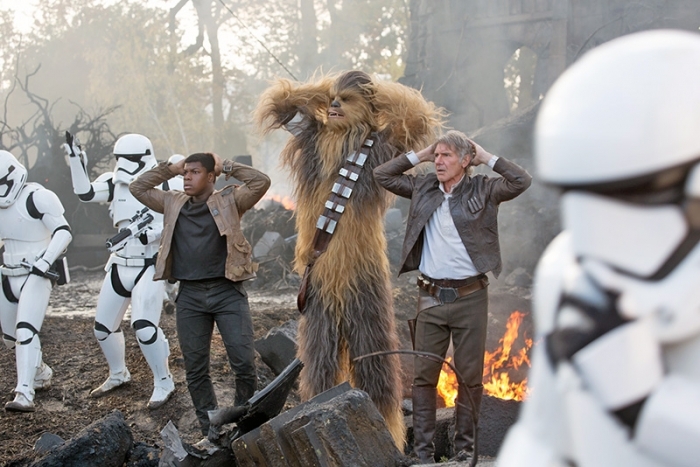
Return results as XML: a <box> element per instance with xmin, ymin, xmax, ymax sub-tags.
<box><xmin>264</xmin><ymin>194</ymin><xmax>296</xmax><ymax>210</ymax></box>
<box><xmin>437</xmin><ymin>357</ymin><xmax>459</xmax><ymax>407</ymax></box>
<box><xmin>437</xmin><ymin>310</ymin><xmax>532</xmax><ymax>406</ymax></box>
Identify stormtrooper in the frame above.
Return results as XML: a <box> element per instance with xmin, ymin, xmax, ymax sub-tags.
<box><xmin>498</xmin><ymin>30</ymin><xmax>700</xmax><ymax>467</ymax></box>
<box><xmin>0</xmin><ymin>150</ymin><xmax>72</xmax><ymax>412</ymax></box>
<box><xmin>65</xmin><ymin>133</ymin><xmax>180</xmax><ymax>409</ymax></box>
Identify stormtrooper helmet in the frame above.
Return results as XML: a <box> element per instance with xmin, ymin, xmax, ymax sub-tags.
<box><xmin>536</xmin><ymin>29</ymin><xmax>700</xmax><ymax>281</ymax></box>
<box><xmin>112</xmin><ymin>134</ymin><xmax>157</xmax><ymax>184</ymax></box>
<box><xmin>0</xmin><ymin>150</ymin><xmax>27</xmax><ymax>209</ymax></box>
<box><xmin>168</xmin><ymin>154</ymin><xmax>185</xmax><ymax>166</ymax></box>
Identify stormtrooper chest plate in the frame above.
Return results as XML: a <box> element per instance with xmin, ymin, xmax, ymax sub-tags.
<box><xmin>111</xmin><ymin>183</ymin><xmax>144</xmax><ymax>227</ymax></box>
<box><xmin>0</xmin><ymin>187</ymin><xmax>50</xmax><ymax>243</ymax></box>
<box><xmin>0</xmin><ymin>187</ymin><xmax>51</xmax><ymax>265</ymax></box>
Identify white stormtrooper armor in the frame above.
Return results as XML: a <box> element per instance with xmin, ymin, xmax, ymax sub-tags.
<box><xmin>65</xmin><ymin>133</ymin><xmax>181</xmax><ymax>409</ymax></box>
<box><xmin>0</xmin><ymin>150</ymin><xmax>72</xmax><ymax>412</ymax></box>
<box><xmin>498</xmin><ymin>30</ymin><xmax>700</xmax><ymax>467</ymax></box>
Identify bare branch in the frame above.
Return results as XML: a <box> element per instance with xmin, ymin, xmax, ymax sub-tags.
<box><xmin>170</xmin><ymin>0</ymin><xmax>205</xmax><ymax>58</ymax></box>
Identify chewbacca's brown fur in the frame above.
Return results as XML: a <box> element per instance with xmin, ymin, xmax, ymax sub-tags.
<box><xmin>254</xmin><ymin>71</ymin><xmax>443</xmax><ymax>449</ymax></box>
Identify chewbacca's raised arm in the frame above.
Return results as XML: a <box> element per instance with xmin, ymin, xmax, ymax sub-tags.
<box><xmin>253</xmin><ymin>77</ymin><xmax>335</xmax><ymax>134</ymax></box>
<box><xmin>373</xmin><ymin>81</ymin><xmax>445</xmax><ymax>154</ymax></box>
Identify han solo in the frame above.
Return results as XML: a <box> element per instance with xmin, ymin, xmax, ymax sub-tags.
<box><xmin>374</xmin><ymin>130</ymin><xmax>531</xmax><ymax>463</ymax></box>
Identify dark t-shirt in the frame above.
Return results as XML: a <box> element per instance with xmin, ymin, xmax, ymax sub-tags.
<box><xmin>171</xmin><ymin>199</ymin><xmax>227</xmax><ymax>281</ymax></box>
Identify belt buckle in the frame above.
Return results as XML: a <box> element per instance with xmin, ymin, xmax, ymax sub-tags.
<box><xmin>437</xmin><ymin>286</ymin><xmax>458</xmax><ymax>304</ymax></box>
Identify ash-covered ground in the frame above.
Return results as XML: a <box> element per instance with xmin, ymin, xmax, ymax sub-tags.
<box><xmin>0</xmin><ymin>269</ymin><xmax>300</xmax><ymax>463</ymax></box>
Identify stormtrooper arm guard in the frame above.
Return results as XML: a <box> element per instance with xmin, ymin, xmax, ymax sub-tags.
<box><xmin>64</xmin><ymin>140</ymin><xmax>112</xmax><ymax>203</ymax></box>
<box><xmin>29</xmin><ymin>189</ymin><xmax>72</xmax><ymax>276</ymax></box>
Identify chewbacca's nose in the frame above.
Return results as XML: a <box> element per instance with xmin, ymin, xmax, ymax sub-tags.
<box><xmin>331</xmin><ymin>100</ymin><xmax>340</xmax><ymax>108</ymax></box>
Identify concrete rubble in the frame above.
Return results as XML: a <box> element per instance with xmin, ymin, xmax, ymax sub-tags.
<box><xmin>254</xmin><ymin>320</ymin><xmax>298</xmax><ymax>376</ymax></box>
<box><xmin>232</xmin><ymin>383</ymin><xmax>404</xmax><ymax>467</ymax></box>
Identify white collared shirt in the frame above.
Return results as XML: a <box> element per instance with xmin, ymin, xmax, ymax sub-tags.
<box><xmin>405</xmin><ymin>150</ymin><xmax>498</xmax><ymax>280</ymax></box>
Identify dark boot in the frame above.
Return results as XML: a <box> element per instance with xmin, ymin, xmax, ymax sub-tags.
<box><xmin>412</xmin><ymin>385</ymin><xmax>437</xmax><ymax>464</ymax></box>
<box><xmin>452</xmin><ymin>384</ymin><xmax>483</xmax><ymax>462</ymax></box>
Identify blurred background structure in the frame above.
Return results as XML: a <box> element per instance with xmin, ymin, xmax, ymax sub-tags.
<box><xmin>0</xmin><ymin>0</ymin><xmax>697</xmax><ymax>273</ymax></box>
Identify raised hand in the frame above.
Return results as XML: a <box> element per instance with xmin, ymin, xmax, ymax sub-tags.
<box><xmin>63</xmin><ymin>131</ymin><xmax>87</xmax><ymax>166</ymax></box>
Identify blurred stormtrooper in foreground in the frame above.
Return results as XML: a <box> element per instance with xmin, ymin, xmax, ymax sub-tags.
<box><xmin>0</xmin><ymin>150</ymin><xmax>72</xmax><ymax>412</ymax></box>
<box><xmin>65</xmin><ymin>133</ymin><xmax>181</xmax><ymax>409</ymax></box>
<box><xmin>498</xmin><ymin>30</ymin><xmax>700</xmax><ymax>467</ymax></box>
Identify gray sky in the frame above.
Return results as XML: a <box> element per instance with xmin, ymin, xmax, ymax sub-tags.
<box><xmin>0</xmin><ymin>0</ymin><xmax>252</xmax><ymax>72</ymax></box>
<box><xmin>0</xmin><ymin>0</ymin><xmax>36</xmax><ymax>31</ymax></box>
<box><xmin>0</xmin><ymin>1</ymin><xmax>197</xmax><ymax>37</ymax></box>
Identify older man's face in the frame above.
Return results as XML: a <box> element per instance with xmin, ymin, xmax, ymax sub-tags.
<box><xmin>434</xmin><ymin>143</ymin><xmax>469</xmax><ymax>190</ymax></box>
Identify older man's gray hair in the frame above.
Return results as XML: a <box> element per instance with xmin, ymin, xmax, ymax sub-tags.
<box><xmin>435</xmin><ymin>130</ymin><xmax>477</xmax><ymax>172</ymax></box>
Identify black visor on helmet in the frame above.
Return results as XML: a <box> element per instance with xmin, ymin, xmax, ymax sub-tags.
<box><xmin>116</xmin><ymin>158</ymin><xmax>147</xmax><ymax>175</ymax></box>
<box><xmin>115</xmin><ymin>152</ymin><xmax>149</xmax><ymax>162</ymax></box>
<box><xmin>0</xmin><ymin>165</ymin><xmax>15</xmax><ymax>198</ymax></box>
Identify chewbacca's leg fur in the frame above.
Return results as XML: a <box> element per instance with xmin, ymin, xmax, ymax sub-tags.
<box><xmin>296</xmin><ymin>292</ymin><xmax>346</xmax><ymax>400</ymax></box>
<box><xmin>343</xmin><ymin>278</ymin><xmax>406</xmax><ymax>451</ymax></box>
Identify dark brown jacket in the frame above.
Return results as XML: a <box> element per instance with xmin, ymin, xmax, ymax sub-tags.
<box><xmin>129</xmin><ymin>161</ymin><xmax>270</xmax><ymax>282</ymax></box>
<box><xmin>374</xmin><ymin>154</ymin><xmax>532</xmax><ymax>278</ymax></box>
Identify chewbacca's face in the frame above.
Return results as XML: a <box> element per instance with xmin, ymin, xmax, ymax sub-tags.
<box><xmin>326</xmin><ymin>71</ymin><xmax>376</xmax><ymax>130</ymax></box>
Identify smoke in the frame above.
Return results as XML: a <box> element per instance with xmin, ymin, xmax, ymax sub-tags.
<box><xmin>3</xmin><ymin>0</ymin><xmax>699</xmax><ymax>270</ymax></box>
<box><xmin>400</xmin><ymin>0</ymin><xmax>700</xmax><ymax>282</ymax></box>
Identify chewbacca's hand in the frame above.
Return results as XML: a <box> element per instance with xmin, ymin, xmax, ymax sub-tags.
<box><xmin>254</xmin><ymin>77</ymin><xmax>334</xmax><ymax>133</ymax></box>
<box><xmin>280</xmin><ymin>111</ymin><xmax>298</xmax><ymax>125</ymax></box>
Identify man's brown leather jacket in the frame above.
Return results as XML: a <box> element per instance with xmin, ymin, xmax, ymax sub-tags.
<box><xmin>129</xmin><ymin>161</ymin><xmax>270</xmax><ymax>283</ymax></box>
<box><xmin>374</xmin><ymin>154</ymin><xmax>532</xmax><ymax>278</ymax></box>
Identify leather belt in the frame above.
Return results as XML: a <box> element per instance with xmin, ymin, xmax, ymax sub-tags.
<box><xmin>417</xmin><ymin>274</ymin><xmax>488</xmax><ymax>304</ymax></box>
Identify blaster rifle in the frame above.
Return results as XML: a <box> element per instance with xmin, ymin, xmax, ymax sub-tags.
<box><xmin>106</xmin><ymin>207</ymin><xmax>154</xmax><ymax>252</ymax></box>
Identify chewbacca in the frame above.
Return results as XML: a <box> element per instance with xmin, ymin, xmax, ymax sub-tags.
<box><xmin>254</xmin><ymin>71</ymin><xmax>442</xmax><ymax>449</ymax></box>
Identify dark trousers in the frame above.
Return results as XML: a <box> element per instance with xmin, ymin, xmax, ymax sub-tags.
<box><xmin>413</xmin><ymin>286</ymin><xmax>488</xmax><ymax>388</ymax></box>
<box><xmin>176</xmin><ymin>278</ymin><xmax>257</xmax><ymax>435</ymax></box>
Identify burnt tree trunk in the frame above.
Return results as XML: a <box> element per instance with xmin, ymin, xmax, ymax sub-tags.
<box><xmin>30</xmin><ymin>411</ymin><xmax>132</xmax><ymax>467</ymax></box>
